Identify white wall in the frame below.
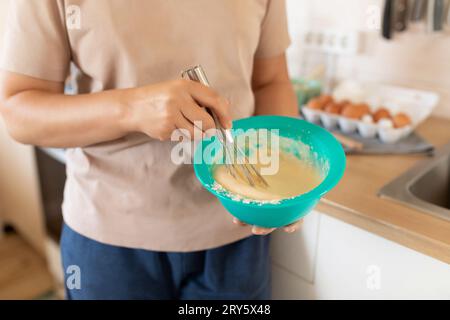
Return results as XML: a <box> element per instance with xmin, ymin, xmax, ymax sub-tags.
<box><xmin>286</xmin><ymin>0</ymin><xmax>450</xmax><ymax>119</ymax></box>
<box><xmin>0</xmin><ymin>0</ymin><xmax>8</xmax><ymax>44</ymax></box>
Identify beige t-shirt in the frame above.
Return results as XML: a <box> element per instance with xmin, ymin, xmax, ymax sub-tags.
<box><xmin>0</xmin><ymin>0</ymin><xmax>291</xmax><ymax>251</ymax></box>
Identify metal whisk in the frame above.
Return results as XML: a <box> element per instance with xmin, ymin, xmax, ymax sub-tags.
<box><xmin>182</xmin><ymin>65</ymin><xmax>269</xmax><ymax>188</ymax></box>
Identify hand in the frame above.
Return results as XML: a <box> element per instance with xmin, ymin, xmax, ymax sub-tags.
<box><xmin>126</xmin><ymin>79</ymin><xmax>232</xmax><ymax>141</ymax></box>
<box><xmin>232</xmin><ymin>217</ymin><xmax>304</xmax><ymax>236</ymax></box>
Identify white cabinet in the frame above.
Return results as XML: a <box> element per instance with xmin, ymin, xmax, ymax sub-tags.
<box><xmin>271</xmin><ymin>211</ymin><xmax>450</xmax><ymax>300</ymax></box>
<box><xmin>271</xmin><ymin>211</ymin><xmax>321</xmax><ymax>283</ymax></box>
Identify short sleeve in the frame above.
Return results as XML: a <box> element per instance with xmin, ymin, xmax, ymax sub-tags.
<box><xmin>254</xmin><ymin>0</ymin><xmax>291</xmax><ymax>58</ymax></box>
<box><xmin>0</xmin><ymin>0</ymin><xmax>71</xmax><ymax>82</ymax></box>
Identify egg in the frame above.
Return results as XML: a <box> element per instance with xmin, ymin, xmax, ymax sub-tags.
<box><xmin>337</xmin><ymin>99</ymin><xmax>351</xmax><ymax>108</ymax></box>
<box><xmin>341</xmin><ymin>103</ymin><xmax>369</xmax><ymax>119</ymax></box>
<box><xmin>373</xmin><ymin>108</ymin><xmax>391</xmax><ymax>122</ymax></box>
<box><xmin>392</xmin><ymin>113</ymin><xmax>412</xmax><ymax>128</ymax></box>
<box><xmin>355</xmin><ymin>103</ymin><xmax>371</xmax><ymax>115</ymax></box>
<box><xmin>362</xmin><ymin>114</ymin><xmax>374</xmax><ymax>124</ymax></box>
<box><xmin>318</xmin><ymin>94</ymin><xmax>334</xmax><ymax>106</ymax></box>
<box><xmin>378</xmin><ymin>118</ymin><xmax>394</xmax><ymax>129</ymax></box>
<box><xmin>324</xmin><ymin>102</ymin><xmax>342</xmax><ymax>114</ymax></box>
<box><xmin>307</xmin><ymin>97</ymin><xmax>324</xmax><ymax>110</ymax></box>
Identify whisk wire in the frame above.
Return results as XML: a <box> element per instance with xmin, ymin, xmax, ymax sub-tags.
<box><xmin>182</xmin><ymin>65</ymin><xmax>269</xmax><ymax>189</ymax></box>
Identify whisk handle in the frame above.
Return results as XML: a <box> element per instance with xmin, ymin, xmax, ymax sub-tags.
<box><xmin>181</xmin><ymin>65</ymin><xmax>233</xmax><ymax>144</ymax></box>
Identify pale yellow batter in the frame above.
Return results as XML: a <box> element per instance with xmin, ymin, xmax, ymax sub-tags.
<box><xmin>213</xmin><ymin>151</ymin><xmax>323</xmax><ymax>201</ymax></box>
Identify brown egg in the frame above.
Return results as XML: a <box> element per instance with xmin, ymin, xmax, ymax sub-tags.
<box><xmin>373</xmin><ymin>108</ymin><xmax>391</xmax><ymax>123</ymax></box>
<box><xmin>324</xmin><ymin>102</ymin><xmax>342</xmax><ymax>114</ymax></box>
<box><xmin>392</xmin><ymin>113</ymin><xmax>412</xmax><ymax>128</ymax></box>
<box><xmin>307</xmin><ymin>97</ymin><xmax>324</xmax><ymax>110</ymax></box>
<box><xmin>354</xmin><ymin>103</ymin><xmax>371</xmax><ymax>115</ymax></box>
<box><xmin>339</xmin><ymin>101</ymin><xmax>353</xmax><ymax>112</ymax></box>
<box><xmin>337</xmin><ymin>99</ymin><xmax>351</xmax><ymax>108</ymax></box>
<box><xmin>318</xmin><ymin>94</ymin><xmax>334</xmax><ymax>106</ymax></box>
<box><xmin>341</xmin><ymin>103</ymin><xmax>369</xmax><ymax>119</ymax></box>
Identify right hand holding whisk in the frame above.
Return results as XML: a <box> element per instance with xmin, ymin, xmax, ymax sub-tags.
<box><xmin>126</xmin><ymin>79</ymin><xmax>232</xmax><ymax>141</ymax></box>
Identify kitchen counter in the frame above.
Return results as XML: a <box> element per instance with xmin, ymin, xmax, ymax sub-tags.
<box><xmin>318</xmin><ymin>116</ymin><xmax>450</xmax><ymax>264</ymax></box>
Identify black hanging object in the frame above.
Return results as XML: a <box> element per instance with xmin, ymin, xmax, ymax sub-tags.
<box><xmin>433</xmin><ymin>0</ymin><xmax>445</xmax><ymax>31</ymax></box>
<box><xmin>382</xmin><ymin>0</ymin><xmax>394</xmax><ymax>39</ymax></box>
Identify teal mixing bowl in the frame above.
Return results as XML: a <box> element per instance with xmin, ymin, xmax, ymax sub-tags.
<box><xmin>193</xmin><ymin>116</ymin><xmax>346</xmax><ymax>228</ymax></box>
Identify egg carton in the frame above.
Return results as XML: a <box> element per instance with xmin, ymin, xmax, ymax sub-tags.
<box><xmin>302</xmin><ymin>82</ymin><xmax>440</xmax><ymax>144</ymax></box>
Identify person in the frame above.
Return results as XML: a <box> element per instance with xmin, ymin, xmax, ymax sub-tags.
<box><xmin>0</xmin><ymin>0</ymin><xmax>300</xmax><ymax>300</ymax></box>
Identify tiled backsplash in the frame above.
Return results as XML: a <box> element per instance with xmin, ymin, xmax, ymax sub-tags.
<box><xmin>286</xmin><ymin>0</ymin><xmax>450</xmax><ymax>119</ymax></box>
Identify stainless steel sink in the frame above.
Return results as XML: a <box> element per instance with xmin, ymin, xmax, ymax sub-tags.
<box><xmin>379</xmin><ymin>143</ymin><xmax>450</xmax><ymax>222</ymax></box>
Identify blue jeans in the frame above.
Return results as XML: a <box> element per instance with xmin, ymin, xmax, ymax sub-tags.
<box><xmin>60</xmin><ymin>223</ymin><xmax>271</xmax><ymax>300</ymax></box>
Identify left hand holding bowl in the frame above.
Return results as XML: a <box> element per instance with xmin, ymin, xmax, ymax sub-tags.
<box><xmin>232</xmin><ymin>218</ymin><xmax>303</xmax><ymax>236</ymax></box>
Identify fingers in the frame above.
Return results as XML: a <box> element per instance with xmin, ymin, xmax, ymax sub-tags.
<box><xmin>252</xmin><ymin>220</ymin><xmax>303</xmax><ymax>235</ymax></box>
<box><xmin>232</xmin><ymin>217</ymin><xmax>248</xmax><ymax>226</ymax></box>
<box><xmin>252</xmin><ymin>226</ymin><xmax>276</xmax><ymax>236</ymax></box>
<box><xmin>180</xmin><ymin>99</ymin><xmax>216</xmax><ymax>132</ymax></box>
<box><xmin>174</xmin><ymin>113</ymin><xmax>198</xmax><ymax>140</ymax></box>
<box><xmin>283</xmin><ymin>220</ymin><xmax>304</xmax><ymax>233</ymax></box>
<box><xmin>186</xmin><ymin>80</ymin><xmax>232</xmax><ymax>129</ymax></box>
<box><xmin>233</xmin><ymin>218</ymin><xmax>275</xmax><ymax>235</ymax></box>
<box><xmin>232</xmin><ymin>217</ymin><xmax>303</xmax><ymax>235</ymax></box>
